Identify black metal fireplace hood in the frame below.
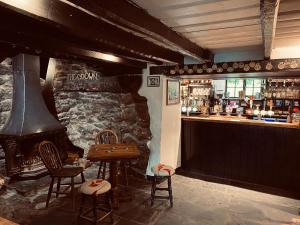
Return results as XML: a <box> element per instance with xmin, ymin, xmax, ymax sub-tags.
<box><xmin>1</xmin><ymin>54</ymin><xmax>64</xmax><ymax>136</ymax></box>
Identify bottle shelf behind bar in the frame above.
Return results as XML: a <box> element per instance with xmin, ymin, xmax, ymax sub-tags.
<box><xmin>181</xmin><ymin>78</ymin><xmax>300</xmax><ymax>123</ymax></box>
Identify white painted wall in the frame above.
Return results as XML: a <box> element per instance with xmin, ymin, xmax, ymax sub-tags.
<box><xmin>214</xmin><ymin>47</ymin><xmax>264</xmax><ymax>63</ymax></box>
<box><xmin>139</xmin><ymin>66</ymin><xmax>181</xmax><ymax>175</ymax></box>
<box><xmin>160</xmin><ymin>78</ymin><xmax>181</xmax><ymax>169</ymax></box>
<box><xmin>271</xmin><ymin>46</ymin><xmax>300</xmax><ymax>59</ymax></box>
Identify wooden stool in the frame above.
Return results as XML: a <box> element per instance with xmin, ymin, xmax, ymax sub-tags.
<box><xmin>78</xmin><ymin>179</ymin><xmax>113</xmax><ymax>224</ymax></box>
<box><xmin>150</xmin><ymin>164</ymin><xmax>175</xmax><ymax>207</ymax></box>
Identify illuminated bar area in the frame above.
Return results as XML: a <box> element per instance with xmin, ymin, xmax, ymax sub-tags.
<box><xmin>181</xmin><ymin>77</ymin><xmax>300</xmax><ymax>196</ymax></box>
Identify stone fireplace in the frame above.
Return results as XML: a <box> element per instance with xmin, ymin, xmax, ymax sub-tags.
<box><xmin>0</xmin><ymin>56</ymin><xmax>152</xmax><ymax>177</ymax></box>
<box><xmin>0</xmin><ymin>54</ymin><xmax>82</xmax><ymax>178</ymax></box>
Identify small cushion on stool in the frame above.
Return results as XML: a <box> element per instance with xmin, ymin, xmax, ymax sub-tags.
<box><xmin>79</xmin><ymin>179</ymin><xmax>111</xmax><ymax>196</ymax></box>
<box><xmin>151</xmin><ymin>164</ymin><xmax>175</xmax><ymax>176</ymax></box>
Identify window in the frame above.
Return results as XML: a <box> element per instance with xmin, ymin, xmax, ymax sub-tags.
<box><xmin>226</xmin><ymin>79</ymin><xmax>264</xmax><ymax>98</ymax></box>
<box><xmin>245</xmin><ymin>79</ymin><xmax>262</xmax><ymax>97</ymax></box>
<box><xmin>226</xmin><ymin>79</ymin><xmax>243</xmax><ymax>98</ymax></box>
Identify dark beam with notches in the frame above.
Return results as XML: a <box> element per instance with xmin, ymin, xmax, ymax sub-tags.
<box><xmin>67</xmin><ymin>0</ymin><xmax>213</xmax><ymax>62</ymax></box>
<box><xmin>0</xmin><ymin>30</ymin><xmax>147</xmax><ymax>69</ymax></box>
<box><xmin>260</xmin><ymin>0</ymin><xmax>280</xmax><ymax>59</ymax></box>
<box><xmin>0</xmin><ymin>7</ymin><xmax>161</xmax><ymax>66</ymax></box>
<box><xmin>0</xmin><ymin>1</ymin><xmax>183</xmax><ymax>64</ymax></box>
<box><xmin>150</xmin><ymin>59</ymin><xmax>300</xmax><ymax>78</ymax></box>
<box><xmin>0</xmin><ymin>43</ymin><xmax>143</xmax><ymax>76</ymax></box>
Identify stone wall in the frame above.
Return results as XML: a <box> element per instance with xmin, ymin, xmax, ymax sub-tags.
<box><xmin>0</xmin><ymin>59</ymin><xmax>13</xmax><ymax>174</ymax></box>
<box><xmin>0</xmin><ymin>58</ymin><xmax>151</xmax><ymax>175</ymax></box>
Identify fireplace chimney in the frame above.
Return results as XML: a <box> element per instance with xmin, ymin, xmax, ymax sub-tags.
<box><xmin>1</xmin><ymin>54</ymin><xmax>64</xmax><ymax>135</ymax></box>
<box><xmin>0</xmin><ymin>54</ymin><xmax>79</xmax><ymax>178</ymax></box>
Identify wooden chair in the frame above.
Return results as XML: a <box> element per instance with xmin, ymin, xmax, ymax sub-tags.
<box><xmin>95</xmin><ymin>129</ymin><xmax>118</xmax><ymax>179</ymax></box>
<box><xmin>38</xmin><ymin>140</ymin><xmax>85</xmax><ymax>209</ymax></box>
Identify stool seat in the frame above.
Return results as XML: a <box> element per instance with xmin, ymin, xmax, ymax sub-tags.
<box><xmin>152</xmin><ymin>164</ymin><xmax>175</xmax><ymax>176</ymax></box>
<box><xmin>79</xmin><ymin>179</ymin><xmax>111</xmax><ymax>196</ymax></box>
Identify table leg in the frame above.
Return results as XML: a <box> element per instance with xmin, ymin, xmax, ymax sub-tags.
<box><xmin>109</xmin><ymin>161</ymin><xmax>120</xmax><ymax>209</ymax></box>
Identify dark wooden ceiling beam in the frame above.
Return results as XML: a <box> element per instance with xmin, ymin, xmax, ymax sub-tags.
<box><xmin>0</xmin><ymin>30</ymin><xmax>147</xmax><ymax>68</ymax></box>
<box><xmin>67</xmin><ymin>0</ymin><xmax>213</xmax><ymax>62</ymax></box>
<box><xmin>0</xmin><ymin>7</ymin><xmax>161</xmax><ymax>65</ymax></box>
<box><xmin>0</xmin><ymin>1</ymin><xmax>183</xmax><ymax>64</ymax></box>
<box><xmin>0</xmin><ymin>42</ymin><xmax>143</xmax><ymax>75</ymax></box>
<box><xmin>260</xmin><ymin>0</ymin><xmax>280</xmax><ymax>59</ymax></box>
<box><xmin>0</xmin><ymin>7</ymin><xmax>161</xmax><ymax>66</ymax></box>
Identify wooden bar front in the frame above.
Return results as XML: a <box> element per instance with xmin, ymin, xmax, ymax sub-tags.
<box><xmin>181</xmin><ymin>117</ymin><xmax>300</xmax><ymax>197</ymax></box>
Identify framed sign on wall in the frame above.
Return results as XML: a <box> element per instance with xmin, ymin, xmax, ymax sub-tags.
<box><xmin>147</xmin><ymin>76</ymin><xmax>160</xmax><ymax>87</ymax></box>
<box><xmin>167</xmin><ymin>79</ymin><xmax>180</xmax><ymax>105</ymax></box>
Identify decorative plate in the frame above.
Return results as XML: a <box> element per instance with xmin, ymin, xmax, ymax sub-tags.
<box><xmin>212</xmin><ymin>64</ymin><xmax>218</xmax><ymax>70</ymax></box>
<box><xmin>266</xmin><ymin>62</ymin><xmax>273</xmax><ymax>71</ymax></box>
<box><xmin>188</xmin><ymin>69</ymin><xmax>194</xmax><ymax>74</ymax></box>
<box><xmin>278</xmin><ymin>62</ymin><xmax>285</xmax><ymax>70</ymax></box>
<box><xmin>243</xmin><ymin>64</ymin><xmax>250</xmax><ymax>71</ymax></box>
<box><xmin>197</xmin><ymin>68</ymin><xmax>203</xmax><ymax>73</ymax></box>
<box><xmin>207</xmin><ymin>68</ymin><xmax>213</xmax><ymax>73</ymax></box>
<box><xmin>222</xmin><ymin>63</ymin><xmax>228</xmax><ymax>69</ymax></box>
<box><xmin>179</xmin><ymin>69</ymin><xmax>185</xmax><ymax>74</ymax></box>
<box><xmin>233</xmin><ymin>62</ymin><xmax>239</xmax><ymax>69</ymax></box>
<box><xmin>239</xmin><ymin>62</ymin><xmax>244</xmax><ymax>68</ymax></box>
<box><xmin>254</xmin><ymin>63</ymin><xmax>262</xmax><ymax>71</ymax></box>
<box><xmin>170</xmin><ymin>70</ymin><xmax>176</xmax><ymax>75</ymax></box>
<box><xmin>290</xmin><ymin>61</ymin><xmax>298</xmax><ymax>69</ymax></box>
<box><xmin>227</xmin><ymin>67</ymin><xmax>234</xmax><ymax>72</ymax></box>
<box><xmin>249</xmin><ymin>61</ymin><xmax>256</xmax><ymax>68</ymax></box>
<box><xmin>184</xmin><ymin>65</ymin><xmax>189</xmax><ymax>71</ymax></box>
<box><xmin>217</xmin><ymin>67</ymin><xmax>223</xmax><ymax>73</ymax></box>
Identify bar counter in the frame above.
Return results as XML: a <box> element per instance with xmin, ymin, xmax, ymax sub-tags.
<box><xmin>181</xmin><ymin>115</ymin><xmax>300</xmax><ymax>197</ymax></box>
<box><xmin>182</xmin><ymin>115</ymin><xmax>300</xmax><ymax>129</ymax></box>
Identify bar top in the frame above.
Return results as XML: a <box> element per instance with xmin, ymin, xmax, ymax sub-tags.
<box><xmin>182</xmin><ymin>115</ymin><xmax>300</xmax><ymax>129</ymax></box>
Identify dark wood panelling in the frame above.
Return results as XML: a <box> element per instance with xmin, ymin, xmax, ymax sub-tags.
<box><xmin>181</xmin><ymin>119</ymin><xmax>300</xmax><ymax>196</ymax></box>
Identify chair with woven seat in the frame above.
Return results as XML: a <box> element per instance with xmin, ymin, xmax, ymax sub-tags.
<box><xmin>38</xmin><ymin>140</ymin><xmax>85</xmax><ymax>209</ymax></box>
<box><xmin>150</xmin><ymin>163</ymin><xmax>175</xmax><ymax>207</ymax></box>
<box><xmin>95</xmin><ymin>129</ymin><xmax>118</xmax><ymax>179</ymax></box>
<box><xmin>78</xmin><ymin>179</ymin><xmax>113</xmax><ymax>224</ymax></box>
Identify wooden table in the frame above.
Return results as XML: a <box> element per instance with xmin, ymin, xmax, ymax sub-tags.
<box><xmin>0</xmin><ymin>217</ymin><xmax>19</xmax><ymax>225</ymax></box>
<box><xmin>87</xmin><ymin>143</ymin><xmax>140</xmax><ymax>208</ymax></box>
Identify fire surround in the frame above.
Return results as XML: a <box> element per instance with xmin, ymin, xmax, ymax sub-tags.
<box><xmin>0</xmin><ymin>54</ymin><xmax>83</xmax><ymax>178</ymax></box>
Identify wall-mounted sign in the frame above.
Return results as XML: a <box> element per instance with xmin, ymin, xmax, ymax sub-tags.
<box><xmin>67</xmin><ymin>72</ymin><xmax>100</xmax><ymax>81</ymax></box>
<box><xmin>147</xmin><ymin>76</ymin><xmax>160</xmax><ymax>87</ymax></box>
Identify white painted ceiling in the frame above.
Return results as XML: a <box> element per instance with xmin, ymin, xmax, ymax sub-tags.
<box><xmin>131</xmin><ymin>0</ymin><xmax>263</xmax><ymax>54</ymax></box>
<box><xmin>275</xmin><ymin>0</ymin><xmax>300</xmax><ymax>49</ymax></box>
<box><xmin>132</xmin><ymin>0</ymin><xmax>300</xmax><ymax>60</ymax></box>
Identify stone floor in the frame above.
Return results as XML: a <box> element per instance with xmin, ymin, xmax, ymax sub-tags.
<box><xmin>1</xmin><ymin>165</ymin><xmax>300</xmax><ymax>225</ymax></box>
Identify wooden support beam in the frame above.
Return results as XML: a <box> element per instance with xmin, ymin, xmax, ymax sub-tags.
<box><xmin>0</xmin><ymin>7</ymin><xmax>161</xmax><ymax>66</ymax></box>
<box><xmin>66</xmin><ymin>0</ymin><xmax>213</xmax><ymax>62</ymax></box>
<box><xmin>150</xmin><ymin>59</ymin><xmax>300</xmax><ymax>78</ymax></box>
<box><xmin>0</xmin><ymin>30</ymin><xmax>147</xmax><ymax>69</ymax></box>
<box><xmin>40</xmin><ymin>56</ymin><xmax>49</xmax><ymax>80</ymax></box>
<box><xmin>260</xmin><ymin>0</ymin><xmax>280</xmax><ymax>59</ymax></box>
<box><xmin>0</xmin><ymin>1</ymin><xmax>183</xmax><ymax>64</ymax></box>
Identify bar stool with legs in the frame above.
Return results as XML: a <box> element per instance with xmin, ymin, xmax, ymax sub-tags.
<box><xmin>78</xmin><ymin>179</ymin><xmax>113</xmax><ymax>224</ymax></box>
<box><xmin>150</xmin><ymin>163</ymin><xmax>175</xmax><ymax>207</ymax></box>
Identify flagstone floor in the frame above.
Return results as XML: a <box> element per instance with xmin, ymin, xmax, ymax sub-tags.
<box><xmin>1</xmin><ymin>165</ymin><xmax>300</xmax><ymax>225</ymax></box>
